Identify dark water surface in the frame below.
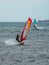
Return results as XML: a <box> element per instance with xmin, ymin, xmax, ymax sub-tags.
<box><xmin>0</xmin><ymin>22</ymin><xmax>49</xmax><ymax>65</ymax></box>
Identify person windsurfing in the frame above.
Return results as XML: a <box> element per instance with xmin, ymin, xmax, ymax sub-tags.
<box><xmin>16</xmin><ymin>17</ymin><xmax>32</xmax><ymax>45</ymax></box>
<box><xmin>16</xmin><ymin>34</ymin><xmax>24</xmax><ymax>45</ymax></box>
<box><xmin>33</xmin><ymin>19</ymin><xmax>38</xmax><ymax>29</ymax></box>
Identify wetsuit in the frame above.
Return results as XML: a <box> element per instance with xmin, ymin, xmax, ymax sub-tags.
<box><xmin>16</xmin><ymin>34</ymin><xmax>24</xmax><ymax>45</ymax></box>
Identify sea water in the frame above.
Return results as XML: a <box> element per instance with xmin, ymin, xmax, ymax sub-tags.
<box><xmin>0</xmin><ymin>22</ymin><xmax>49</xmax><ymax>65</ymax></box>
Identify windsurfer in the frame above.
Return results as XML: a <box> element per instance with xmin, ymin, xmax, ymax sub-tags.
<box><xmin>16</xmin><ymin>34</ymin><xmax>24</xmax><ymax>45</ymax></box>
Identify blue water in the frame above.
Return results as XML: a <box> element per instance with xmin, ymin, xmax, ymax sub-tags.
<box><xmin>0</xmin><ymin>22</ymin><xmax>49</xmax><ymax>65</ymax></box>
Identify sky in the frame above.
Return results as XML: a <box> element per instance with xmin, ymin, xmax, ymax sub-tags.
<box><xmin>0</xmin><ymin>0</ymin><xmax>49</xmax><ymax>22</ymax></box>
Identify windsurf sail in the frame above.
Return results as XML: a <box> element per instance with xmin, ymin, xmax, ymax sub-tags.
<box><xmin>20</xmin><ymin>17</ymin><xmax>32</xmax><ymax>42</ymax></box>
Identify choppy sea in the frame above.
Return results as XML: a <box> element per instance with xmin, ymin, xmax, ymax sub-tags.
<box><xmin>0</xmin><ymin>22</ymin><xmax>49</xmax><ymax>65</ymax></box>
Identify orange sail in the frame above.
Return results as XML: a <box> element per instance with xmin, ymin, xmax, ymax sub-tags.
<box><xmin>20</xmin><ymin>17</ymin><xmax>32</xmax><ymax>42</ymax></box>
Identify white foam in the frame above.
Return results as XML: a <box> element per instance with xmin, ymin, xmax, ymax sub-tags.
<box><xmin>37</xmin><ymin>27</ymin><xmax>46</xmax><ymax>30</ymax></box>
<box><xmin>5</xmin><ymin>39</ymin><xmax>18</xmax><ymax>45</ymax></box>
